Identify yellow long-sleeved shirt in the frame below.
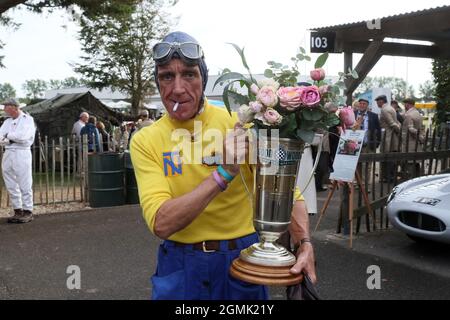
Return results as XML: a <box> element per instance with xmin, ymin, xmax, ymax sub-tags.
<box><xmin>130</xmin><ymin>100</ymin><xmax>303</xmax><ymax>243</ymax></box>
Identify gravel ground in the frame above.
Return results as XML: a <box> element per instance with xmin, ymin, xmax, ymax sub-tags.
<box><xmin>0</xmin><ymin>202</ymin><xmax>91</xmax><ymax>218</ymax></box>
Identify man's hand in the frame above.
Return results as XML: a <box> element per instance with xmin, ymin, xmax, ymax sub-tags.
<box><xmin>0</xmin><ymin>138</ymin><xmax>10</xmax><ymax>146</ymax></box>
<box><xmin>290</xmin><ymin>242</ymin><xmax>317</xmax><ymax>284</ymax></box>
<box><xmin>222</xmin><ymin>123</ymin><xmax>248</xmax><ymax>176</ymax></box>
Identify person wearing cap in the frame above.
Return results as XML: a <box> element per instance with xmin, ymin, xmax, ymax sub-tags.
<box><xmin>353</xmin><ymin>98</ymin><xmax>381</xmax><ymax>152</ymax></box>
<box><xmin>391</xmin><ymin>100</ymin><xmax>404</xmax><ymax>124</ymax></box>
<box><xmin>376</xmin><ymin>95</ymin><xmax>401</xmax><ymax>182</ymax></box>
<box><xmin>72</xmin><ymin>112</ymin><xmax>89</xmax><ymax>138</ymax></box>
<box><xmin>352</xmin><ymin>98</ymin><xmax>381</xmax><ymax>187</ymax></box>
<box><xmin>0</xmin><ymin>98</ymin><xmax>36</xmax><ymax>223</ymax></box>
<box><xmin>136</xmin><ymin>109</ymin><xmax>154</xmax><ymax>130</ymax></box>
<box><xmin>402</xmin><ymin>98</ymin><xmax>424</xmax><ymax>153</ymax></box>
<box><xmin>130</xmin><ymin>31</ymin><xmax>316</xmax><ymax>300</ymax></box>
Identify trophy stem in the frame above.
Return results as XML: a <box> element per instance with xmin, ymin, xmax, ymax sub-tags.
<box><xmin>239</xmin><ymin>231</ymin><xmax>296</xmax><ymax>267</ymax></box>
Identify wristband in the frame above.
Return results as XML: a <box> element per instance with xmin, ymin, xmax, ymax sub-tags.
<box><xmin>212</xmin><ymin>170</ymin><xmax>227</xmax><ymax>191</ymax></box>
<box><xmin>217</xmin><ymin>165</ymin><xmax>234</xmax><ymax>183</ymax></box>
<box><xmin>300</xmin><ymin>238</ymin><xmax>312</xmax><ymax>245</ymax></box>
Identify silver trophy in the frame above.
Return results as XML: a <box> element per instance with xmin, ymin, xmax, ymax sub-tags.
<box><xmin>239</xmin><ymin>137</ymin><xmax>304</xmax><ymax>267</ymax></box>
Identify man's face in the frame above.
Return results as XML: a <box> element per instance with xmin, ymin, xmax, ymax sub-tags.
<box><xmin>81</xmin><ymin>114</ymin><xmax>89</xmax><ymax>123</ymax></box>
<box><xmin>405</xmin><ymin>103</ymin><xmax>413</xmax><ymax>111</ymax></box>
<box><xmin>376</xmin><ymin>99</ymin><xmax>384</xmax><ymax>108</ymax></box>
<box><xmin>157</xmin><ymin>59</ymin><xmax>203</xmax><ymax>122</ymax></box>
<box><xmin>4</xmin><ymin>105</ymin><xmax>20</xmax><ymax>118</ymax></box>
<box><xmin>358</xmin><ymin>101</ymin><xmax>368</xmax><ymax>112</ymax></box>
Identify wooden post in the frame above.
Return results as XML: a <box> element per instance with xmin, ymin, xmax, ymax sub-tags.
<box><xmin>60</xmin><ymin>137</ymin><xmax>64</xmax><ymax>204</ymax></box>
<box><xmin>349</xmin><ymin>182</ymin><xmax>354</xmax><ymax>248</ymax></box>
<box><xmin>344</xmin><ymin>52</ymin><xmax>353</xmax><ymax>106</ymax></box>
<box><xmin>45</xmin><ymin>136</ymin><xmax>49</xmax><ymax>205</ymax></box>
<box><xmin>52</xmin><ymin>140</ymin><xmax>56</xmax><ymax>207</ymax></box>
<box><xmin>38</xmin><ymin>134</ymin><xmax>43</xmax><ymax>205</ymax></box>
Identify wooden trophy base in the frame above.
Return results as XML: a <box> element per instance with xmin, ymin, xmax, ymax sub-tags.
<box><xmin>229</xmin><ymin>258</ymin><xmax>303</xmax><ymax>286</ymax></box>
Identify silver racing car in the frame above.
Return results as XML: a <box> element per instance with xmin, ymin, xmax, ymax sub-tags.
<box><xmin>387</xmin><ymin>173</ymin><xmax>450</xmax><ymax>243</ymax></box>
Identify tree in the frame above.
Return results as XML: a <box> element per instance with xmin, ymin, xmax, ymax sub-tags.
<box><xmin>48</xmin><ymin>77</ymin><xmax>86</xmax><ymax>89</ymax></box>
<box><xmin>0</xmin><ymin>1</ymin><xmax>139</xmax><ymax>16</ymax></box>
<box><xmin>75</xmin><ymin>0</ymin><xmax>172</xmax><ymax>115</ymax></box>
<box><xmin>22</xmin><ymin>79</ymin><xmax>48</xmax><ymax>99</ymax></box>
<box><xmin>0</xmin><ymin>0</ymin><xmax>140</xmax><ymax>68</ymax></box>
<box><xmin>0</xmin><ymin>82</ymin><xmax>17</xmax><ymax>100</ymax></box>
<box><xmin>418</xmin><ymin>80</ymin><xmax>436</xmax><ymax>102</ymax></box>
<box><xmin>432</xmin><ymin>59</ymin><xmax>450</xmax><ymax>126</ymax></box>
<box><xmin>355</xmin><ymin>76</ymin><xmax>416</xmax><ymax>100</ymax></box>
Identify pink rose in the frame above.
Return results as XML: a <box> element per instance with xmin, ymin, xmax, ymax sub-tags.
<box><xmin>300</xmin><ymin>85</ymin><xmax>321</xmax><ymax>106</ymax></box>
<box><xmin>310</xmin><ymin>68</ymin><xmax>325</xmax><ymax>81</ymax></box>
<box><xmin>256</xmin><ymin>86</ymin><xmax>278</xmax><ymax>107</ymax></box>
<box><xmin>249</xmin><ymin>101</ymin><xmax>263</xmax><ymax>113</ymax></box>
<box><xmin>277</xmin><ymin>87</ymin><xmax>303</xmax><ymax>111</ymax></box>
<box><xmin>263</xmin><ymin>108</ymin><xmax>282</xmax><ymax>125</ymax></box>
<box><xmin>319</xmin><ymin>85</ymin><xmax>332</xmax><ymax>95</ymax></box>
<box><xmin>339</xmin><ymin>106</ymin><xmax>355</xmax><ymax>127</ymax></box>
<box><xmin>250</xmin><ymin>83</ymin><xmax>260</xmax><ymax>95</ymax></box>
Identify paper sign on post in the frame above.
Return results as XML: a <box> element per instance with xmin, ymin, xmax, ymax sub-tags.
<box><xmin>329</xmin><ymin>130</ymin><xmax>366</xmax><ymax>182</ymax></box>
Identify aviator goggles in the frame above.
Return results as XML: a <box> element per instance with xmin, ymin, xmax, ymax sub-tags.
<box><xmin>152</xmin><ymin>42</ymin><xmax>204</xmax><ymax>64</ymax></box>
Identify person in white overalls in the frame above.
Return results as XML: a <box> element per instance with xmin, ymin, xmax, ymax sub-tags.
<box><xmin>0</xmin><ymin>98</ymin><xmax>36</xmax><ymax>223</ymax></box>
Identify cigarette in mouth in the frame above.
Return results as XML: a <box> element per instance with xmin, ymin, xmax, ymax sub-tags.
<box><xmin>173</xmin><ymin>102</ymin><xmax>179</xmax><ymax>112</ymax></box>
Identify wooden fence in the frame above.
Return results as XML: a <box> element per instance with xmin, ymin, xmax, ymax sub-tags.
<box><xmin>338</xmin><ymin>126</ymin><xmax>450</xmax><ymax>234</ymax></box>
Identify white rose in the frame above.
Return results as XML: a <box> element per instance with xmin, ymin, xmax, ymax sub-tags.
<box><xmin>257</xmin><ymin>78</ymin><xmax>280</xmax><ymax>91</ymax></box>
<box><xmin>237</xmin><ymin>104</ymin><xmax>255</xmax><ymax>124</ymax></box>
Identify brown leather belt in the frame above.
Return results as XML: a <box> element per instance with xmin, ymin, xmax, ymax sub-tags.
<box><xmin>173</xmin><ymin>239</ymin><xmax>238</xmax><ymax>252</ymax></box>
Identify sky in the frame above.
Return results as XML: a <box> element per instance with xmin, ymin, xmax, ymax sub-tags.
<box><xmin>0</xmin><ymin>0</ymin><xmax>449</xmax><ymax>97</ymax></box>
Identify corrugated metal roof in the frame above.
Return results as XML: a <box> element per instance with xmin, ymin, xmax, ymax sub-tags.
<box><xmin>310</xmin><ymin>5</ymin><xmax>450</xmax><ymax>31</ymax></box>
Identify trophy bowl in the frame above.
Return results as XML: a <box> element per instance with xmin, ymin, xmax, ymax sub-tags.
<box><xmin>230</xmin><ymin>136</ymin><xmax>304</xmax><ymax>285</ymax></box>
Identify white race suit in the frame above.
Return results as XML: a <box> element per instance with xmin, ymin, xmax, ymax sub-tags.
<box><xmin>0</xmin><ymin>112</ymin><xmax>36</xmax><ymax>211</ymax></box>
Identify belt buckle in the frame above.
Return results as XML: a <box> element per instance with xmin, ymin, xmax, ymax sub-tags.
<box><xmin>202</xmin><ymin>241</ymin><xmax>216</xmax><ymax>253</ymax></box>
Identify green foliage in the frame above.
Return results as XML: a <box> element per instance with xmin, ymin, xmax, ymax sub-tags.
<box><xmin>418</xmin><ymin>80</ymin><xmax>436</xmax><ymax>102</ymax></box>
<box><xmin>74</xmin><ymin>0</ymin><xmax>172</xmax><ymax>115</ymax></box>
<box><xmin>48</xmin><ymin>77</ymin><xmax>86</xmax><ymax>89</ymax></box>
<box><xmin>354</xmin><ymin>76</ymin><xmax>416</xmax><ymax>100</ymax></box>
<box><xmin>314</xmin><ymin>52</ymin><xmax>328</xmax><ymax>69</ymax></box>
<box><xmin>0</xmin><ymin>82</ymin><xmax>16</xmax><ymax>100</ymax></box>
<box><xmin>22</xmin><ymin>79</ymin><xmax>48</xmax><ymax>99</ymax></box>
<box><xmin>432</xmin><ymin>59</ymin><xmax>450</xmax><ymax>126</ymax></box>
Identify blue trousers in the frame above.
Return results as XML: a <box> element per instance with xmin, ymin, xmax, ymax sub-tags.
<box><xmin>151</xmin><ymin>233</ymin><xmax>268</xmax><ymax>300</ymax></box>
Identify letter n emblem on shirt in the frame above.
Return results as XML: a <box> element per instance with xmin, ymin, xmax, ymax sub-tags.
<box><xmin>163</xmin><ymin>151</ymin><xmax>182</xmax><ymax>177</ymax></box>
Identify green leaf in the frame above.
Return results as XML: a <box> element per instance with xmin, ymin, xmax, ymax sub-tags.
<box><xmin>227</xmin><ymin>43</ymin><xmax>250</xmax><ymax>70</ymax></box>
<box><xmin>314</xmin><ymin>52</ymin><xmax>329</xmax><ymax>69</ymax></box>
<box><xmin>279</xmin><ymin>114</ymin><xmax>297</xmax><ymax>139</ymax></box>
<box><xmin>300</xmin><ymin>47</ymin><xmax>306</xmax><ymax>54</ymax></box>
<box><xmin>228</xmin><ymin>91</ymin><xmax>250</xmax><ymax>106</ymax></box>
<box><xmin>222</xmin><ymin>83</ymin><xmax>233</xmax><ymax>116</ymax></box>
<box><xmin>304</xmin><ymin>56</ymin><xmax>311</xmax><ymax>62</ymax></box>
<box><xmin>324</xmin><ymin>113</ymin><xmax>340</xmax><ymax>127</ymax></box>
<box><xmin>264</xmin><ymin>69</ymin><xmax>274</xmax><ymax>78</ymax></box>
<box><xmin>213</xmin><ymin>72</ymin><xmax>249</xmax><ymax>91</ymax></box>
<box><xmin>296</xmin><ymin>129</ymin><xmax>315</xmax><ymax>144</ymax></box>
<box><xmin>302</xmin><ymin>108</ymin><xmax>325</xmax><ymax>121</ymax></box>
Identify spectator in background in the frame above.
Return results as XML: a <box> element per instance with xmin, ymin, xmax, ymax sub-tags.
<box><xmin>80</xmin><ymin>116</ymin><xmax>100</xmax><ymax>153</ymax></box>
<box><xmin>72</xmin><ymin>112</ymin><xmax>89</xmax><ymax>138</ymax></box>
<box><xmin>378</xmin><ymin>95</ymin><xmax>401</xmax><ymax>182</ymax></box>
<box><xmin>0</xmin><ymin>98</ymin><xmax>36</xmax><ymax>224</ymax></box>
<box><xmin>402</xmin><ymin>98</ymin><xmax>425</xmax><ymax>178</ymax></box>
<box><xmin>96</xmin><ymin>121</ymin><xmax>110</xmax><ymax>152</ymax></box>
<box><xmin>136</xmin><ymin>109</ymin><xmax>154</xmax><ymax>130</ymax></box>
<box><xmin>325</xmin><ymin>102</ymin><xmax>340</xmax><ymax>172</ymax></box>
<box><xmin>391</xmin><ymin>100</ymin><xmax>404</xmax><ymax>124</ymax></box>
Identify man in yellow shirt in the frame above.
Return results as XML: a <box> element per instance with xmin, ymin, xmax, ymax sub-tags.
<box><xmin>130</xmin><ymin>31</ymin><xmax>316</xmax><ymax>300</ymax></box>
